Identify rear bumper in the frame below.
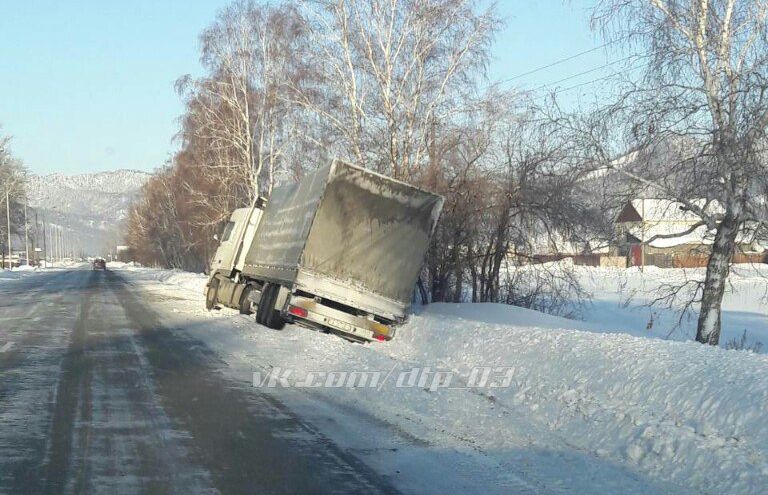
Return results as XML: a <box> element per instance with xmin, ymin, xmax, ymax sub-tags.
<box><xmin>286</xmin><ymin>295</ymin><xmax>393</xmax><ymax>342</ymax></box>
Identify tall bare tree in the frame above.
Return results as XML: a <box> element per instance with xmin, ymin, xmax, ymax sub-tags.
<box><xmin>176</xmin><ymin>0</ymin><xmax>305</xmax><ymax>202</ymax></box>
<box><xmin>295</xmin><ymin>0</ymin><xmax>499</xmax><ymax>180</ymax></box>
<box><xmin>423</xmin><ymin>92</ymin><xmax>602</xmax><ymax>315</ymax></box>
<box><xmin>593</xmin><ymin>0</ymin><xmax>768</xmax><ymax>345</ymax></box>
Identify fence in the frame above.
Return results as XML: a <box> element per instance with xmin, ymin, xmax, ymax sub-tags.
<box><xmin>644</xmin><ymin>252</ymin><xmax>768</xmax><ymax>268</ymax></box>
<box><xmin>531</xmin><ymin>251</ymin><xmax>767</xmax><ymax>269</ymax></box>
<box><xmin>530</xmin><ymin>254</ymin><xmax>627</xmax><ymax>268</ymax></box>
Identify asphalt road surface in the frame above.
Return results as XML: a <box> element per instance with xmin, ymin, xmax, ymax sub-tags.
<box><xmin>0</xmin><ymin>268</ymin><xmax>399</xmax><ymax>495</ymax></box>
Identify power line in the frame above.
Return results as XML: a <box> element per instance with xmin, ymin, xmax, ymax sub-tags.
<box><xmin>525</xmin><ymin>59</ymin><xmax>650</xmax><ymax>101</ymax></box>
<box><xmin>495</xmin><ymin>35</ymin><xmax>631</xmax><ymax>86</ymax></box>
<box><xmin>507</xmin><ymin>65</ymin><xmax>645</xmax><ymax>104</ymax></box>
<box><xmin>554</xmin><ymin>60</ymin><xmax>649</xmax><ymax>94</ymax></box>
<box><xmin>531</xmin><ymin>54</ymin><xmax>646</xmax><ymax>92</ymax></box>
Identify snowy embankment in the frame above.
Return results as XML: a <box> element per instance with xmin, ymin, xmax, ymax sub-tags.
<box><xmin>117</xmin><ymin>265</ymin><xmax>768</xmax><ymax>495</ymax></box>
<box><xmin>399</xmin><ymin>307</ymin><xmax>768</xmax><ymax>492</ymax></box>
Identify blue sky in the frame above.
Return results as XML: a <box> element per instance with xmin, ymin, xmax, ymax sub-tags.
<box><xmin>0</xmin><ymin>1</ymin><xmax>610</xmax><ymax>175</ymax></box>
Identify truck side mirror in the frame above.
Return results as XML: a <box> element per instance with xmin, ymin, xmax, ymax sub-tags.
<box><xmin>213</xmin><ymin>234</ymin><xmax>219</xmax><ymax>241</ymax></box>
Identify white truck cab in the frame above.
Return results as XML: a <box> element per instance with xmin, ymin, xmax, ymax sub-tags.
<box><xmin>209</xmin><ymin>205</ymin><xmax>263</xmax><ymax>276</ymax></box>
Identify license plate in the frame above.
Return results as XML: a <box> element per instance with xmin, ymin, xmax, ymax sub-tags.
<box><xmin>325</xmin><ymin>317</ymin><xmax>356</xmax><ymax>334</ymax></box>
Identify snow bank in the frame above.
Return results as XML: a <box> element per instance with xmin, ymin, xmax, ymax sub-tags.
<box><xmin>388</xmin><ymin>306</ymin><xmax>768</xmax><ymax>494</ymax></box>
<box><xmin>116</xmin><ymin>265</ymin><xmax>207</xmax><ymax>296</ymax></box>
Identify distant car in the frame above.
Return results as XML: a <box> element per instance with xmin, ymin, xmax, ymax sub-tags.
<box><xmin>93</xmin><ymin>258</ymin><xmax>107</xmax><ymax>270</ymax></box>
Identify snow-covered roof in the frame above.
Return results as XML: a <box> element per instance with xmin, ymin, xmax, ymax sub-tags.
<box><xmin>626</xmin><ymin>198</ymin><xmax>723</xmax><ymax>223</ymax></box>
<box><xmin>618</xmin><ymin>198</ymin><xmax>763</xmax><ymax>249</ymax></box>
<box><xmin>640</xmin><ymin>223</ymin><xmax>713</xmax><ymax>248</ymax></box>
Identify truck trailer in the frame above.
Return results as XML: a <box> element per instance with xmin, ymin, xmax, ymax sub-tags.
<box><xmin>205</xmin><ymin>160</ymin><xmax>443</xmax><ymax>342</ymax></box>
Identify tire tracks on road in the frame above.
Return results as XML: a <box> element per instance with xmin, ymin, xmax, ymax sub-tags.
<box><xmin>42</xmin><ymin>270</ymin><xmax>95</xmax><ymax>493</ymax></box>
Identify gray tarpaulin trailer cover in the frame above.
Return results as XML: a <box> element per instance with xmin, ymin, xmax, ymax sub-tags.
<box><xmin>242</xmin><ymin>160</ymin><xmax>444</xmax><ymax>321</ymax></box>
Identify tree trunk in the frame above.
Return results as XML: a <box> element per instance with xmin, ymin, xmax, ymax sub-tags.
<box><xmin>695</xmin><ymin>213</ymin><xmax>740</xmax><ymax>345</ymax></box>
<box><xmin>453</xmin><ymin>256</ymin><xmax>464</xmax><ymax>302</ymax></box>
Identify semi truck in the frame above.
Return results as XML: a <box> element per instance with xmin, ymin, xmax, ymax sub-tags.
<box><xmin>205</xmin><ymin>160</ymin><xmax>443</xmax><ymax>342</ymax></box>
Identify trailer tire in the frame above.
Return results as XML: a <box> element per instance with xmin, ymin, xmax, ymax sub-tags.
<box><xmin>205</xmin><ymin>278</ymin><xmax>220</xmax><ymax>311</ymax></box>
<box><xmin>239</xmin><ymin>285</ymin><xmax>254</xmax><ymax>315</ymax></box>
<box><xmin>255</xmin><ymin>283</ymin><xmax>274</xmax><ymax>325</ymax></box>
<box><xmin>264</xmin><ymin>291</ymin><xmax>286</xmax><ymax>330</ymax></box>
<box><xmin>257</xmin><ymin>283</ymin><xmax>285</xmax><ymax>330</ymax></box>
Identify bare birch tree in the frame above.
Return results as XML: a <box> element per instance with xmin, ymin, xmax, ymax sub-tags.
<box><xmin>294</xmin><ymin>0</ymin><xmax>499</xmax><ymax>180</ymax></box>
<box><xmin>593</xmin><ymin>0</ymin><xmax>768</xmax><ymax>345</ymax></box>
<box><xmin>176</xmin><ymin>0</ymin><xmax>304</xmax><ymax>204</ymax></box>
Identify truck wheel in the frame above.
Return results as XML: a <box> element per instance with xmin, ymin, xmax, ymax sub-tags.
<box><xmin>239</xmin><ymin>285</ymin><xmax>254</xmax><ymax>315</ymax></box>
<box><xmin>256</xmin><ymin>283</ymin><xmax>285</xmax><ymax>329</ymax></box>
<box><xmin>205</xmin><ymin>279</ymin><xmax>220</xmax><ymax>311</ymax></box>
<box><xmin>263</xmin><ymin>284</ymin><xmax>286</xmax><ymax>330</ymax></box>
<box><xmin>255</xmin><ymin>284</ymin><xmax>274</xmax><ymax>325</ymax></box>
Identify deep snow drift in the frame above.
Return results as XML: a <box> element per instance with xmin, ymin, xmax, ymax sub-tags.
<box><xmin>110</xmin><ymin>263</ymin><xmax>768</xmax><ymax>495</ymax></box>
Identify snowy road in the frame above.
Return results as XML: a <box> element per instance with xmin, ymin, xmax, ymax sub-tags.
<box><xmin>0</xmin><ymin>268</ymin><xmax>397</xmax><ymax>494</ymax></box>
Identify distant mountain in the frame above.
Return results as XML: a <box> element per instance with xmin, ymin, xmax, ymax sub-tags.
<box><xmin>25</xmin><ymin>169</ymin><xmax>150</xmax><ymax>256</ymax></box>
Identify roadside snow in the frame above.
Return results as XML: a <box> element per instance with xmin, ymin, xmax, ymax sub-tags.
<box><xmin>0</xmin><ymin>262</ymin><xmax>91</xmax><ymax>282</ymax></box>
<box><xmin>0</xmin><ymin>267</ymin><xmax>46</xmax><ymax>282</ymax></box>
<box><xmin>116</xmin><ymin>265</ymin><xmax>768</xmax><ymax>495</ymax></box>
<box><xmin>393</xmin><ymin>307</ymin><xmax>768</xmax><ymax>493</ymax></box>
<box><xmin>575</xmin><ymin>264</ymin><xmax>768</xmax><ymax>350</ymax></box>
<box><xmin>115</xmin><ymin>264</ymin><xmax>207</xmax><ymax>296</ymax></box>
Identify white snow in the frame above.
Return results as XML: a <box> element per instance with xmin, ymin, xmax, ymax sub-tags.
<box><xmin>113</xmin><ymin>264</ymin><xmax>768</xmax><ymax>495</ymax></box>
<box><xmin>576</xmin><ymin>264</ymin><xmax>768</xmax><ymax>349</ymax></box>
<box><xmin>0</xmin><ymin>267</ymin><xmax>44</xmax><ymax>282</ymax></box>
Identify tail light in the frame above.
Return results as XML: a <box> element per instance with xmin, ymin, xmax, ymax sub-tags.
<box><xmin>288</xmin><ymin>305</ymin><xmax>308</xmax><ymax>318</ymax></box>
<box><xmin>374</xmin><ymin>334</ymin><xmax>387</xmax><ymax>342</ymax></box>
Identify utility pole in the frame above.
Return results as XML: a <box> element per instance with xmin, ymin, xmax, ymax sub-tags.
<box><xmin>6</xmin><ymin>189</ymin><xmax>11</xmax><ymax>271</ymax></box>
<box><xmin>49</xmin><ymin>206</ymin><xmax>58</xmax><ymax>264</ymax></box>
<box><xmin>52</xmin><ymin>224</ymin><xmax>58</xmax><ymax>263</ymax></box>
<box><xmin>23</xmin><ymin>202</ymin><xmax>29</xmax><ymax>266</ymax></box>
<box><xmin>42</xmin><ymin>212</ymin><xmax>47</xmax><ymax>266</ymax></box>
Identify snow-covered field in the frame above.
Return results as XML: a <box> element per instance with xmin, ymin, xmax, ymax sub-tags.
<box><xmin>105</xmin><ymin>263</ymin><xmax>768</xmax><ymax>495</ymax></box>
<box><xmin>576</xmin><ymin>263</ymin><xmax>768</xmax><ymax>351</ymax></box>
